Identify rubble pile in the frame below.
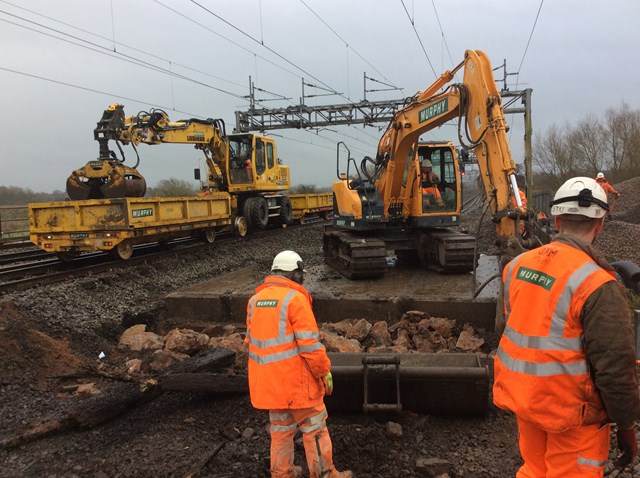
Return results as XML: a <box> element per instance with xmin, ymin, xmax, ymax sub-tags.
<box><xmin>319</xmin><ymin>310</ymin><xmax>486</xmax><ymax>355</ymax></box>
<box><xmin>115</xmin><ymin>311</ymin><xmax>488</xmax><ymax>377</ymax></box>
<box><xmin>118</xmin><ymin>324</ymin><xmax>247</xmax><ymax>373</ymax></box>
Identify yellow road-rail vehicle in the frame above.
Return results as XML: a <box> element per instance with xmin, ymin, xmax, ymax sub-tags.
<box><xmin>28</xmin><ymin>103</ymin><xmax>334</xmax><ymax>261</ymax></box>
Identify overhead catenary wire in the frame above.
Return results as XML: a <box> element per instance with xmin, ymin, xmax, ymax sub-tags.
<box><xmin>0</xmin><ymin>65</ymin><xmax>205</xmax><ymax>120</ymax></box>
<box><xmin>156</xmin><ymin>0</ymin><xmax>381</xmax><ymax>147</ymax></box>
<box><xmin>189</xmin><ymin>0</ymin><xmax>351</xmax><ymax>102</ymax></box>
<box><xmin>0</xmin><ymin>11</ymin><xmax>248</xmax><ymax>100</ymax></box>
<box><xmin>516</xmin><ymin>0</ymin><xmax>544</xmax><ymax>81</ymax></box>
<box><xmin>298</xmin><ymin>0</ymin><xmax>397</xmax><ymax>86</ymax></box>
<box><xmin>399</xmin><ymin>0</ymin><xmax>437</xmax><ymax>78</ymax></box>
<box><xmin>1</xmin><ymin>1</ymin><xmax>380</xmax><ymax>156</ymax></box>
<box><xmin>0</xmin><ymin>0</ymin><xmax>247</xmax><ymax>89</ymax></box>
<box><xmin>429</xmin><ymin>0</ymin><xmax>455</xmax><ymax>73</ymax></box>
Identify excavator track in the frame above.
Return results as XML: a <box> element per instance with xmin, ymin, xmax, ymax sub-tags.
<box><xmin>417</xmin><ymin>230</ymin><xmax>477</xmax><ymax>273</ymax></box>
<box><xmin>323</xmin><ymin>228</ymin><xmax>387</xmax><ymax>279</ymax></box>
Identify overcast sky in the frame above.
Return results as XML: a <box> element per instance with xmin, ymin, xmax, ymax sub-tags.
<box><xmin>1</xmin><ymin>0</ymin><xmax>639</xmax><ymax>193</ymax></box>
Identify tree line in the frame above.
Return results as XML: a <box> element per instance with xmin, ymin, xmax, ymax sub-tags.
<box><xmin>533</xmin><ymin>102</ymin><xmax>640</xmax><ymax>190</ymax></box>
<box><xmin>0</xmin><ymin>180</ymin><xmax>329</xmax><ymax>206</ymax></box>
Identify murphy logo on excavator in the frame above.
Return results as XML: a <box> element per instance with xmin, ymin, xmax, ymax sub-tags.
<box><xmin>256</xmin><ymin>300</ymin><xmax>278</xmax><ymax>307</ymax></box>
<box><xmin>187</xmin><ymin>132</ymin><xmax>205</xmax><ymax>142</ymax></box>
<box><xmin>516</xmin><ymin>266</ymin><xmax>556</xmax><ymax>291</ymax></box>
<box><xmin>419</xmin><ymin>98</ymin><xmax>448</xmax><ymax>123</ymax></box>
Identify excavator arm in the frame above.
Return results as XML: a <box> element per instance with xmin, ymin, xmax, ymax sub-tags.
<box><xmin>67</xmin><ymin>103</ymin><xmax>229</xmax><ymax>200</ymax></box>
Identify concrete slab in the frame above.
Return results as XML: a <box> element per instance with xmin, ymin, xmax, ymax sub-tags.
<box><xmin>164</xmin><ymin>255</ymin><xmax>500</xmax><ymax>331</ymax></box>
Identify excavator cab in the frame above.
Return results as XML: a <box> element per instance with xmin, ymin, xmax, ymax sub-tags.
<box><xmin>414</xmin><ymin>143</ymin><xmax>460</xmax><ymax>215</ymax></box>
<box><xmin>226</xmin><ymin>133</ymin><xmax>290</xmax><ymax>194</ymax></box>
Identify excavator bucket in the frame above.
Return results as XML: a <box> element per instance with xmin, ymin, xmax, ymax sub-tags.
<box><xmin>66</xmin><ymin>161</ymin><xmax>146</xmax><ymax>200</ymax></box>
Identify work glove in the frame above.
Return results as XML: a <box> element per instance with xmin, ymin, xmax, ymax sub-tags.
<box><xmin>614</xmin><ymin>425</ymin><xmax>638</xmax><ymax>469</ymax></box>
<box><xmin>323</xmin><ymin>372</ymin><xmax>333</xmax><ymax>396</ymax></box>
<box><xmin>616</xmin><ymin>192</ymin><xmax>621</xmax><ymax>197</ymax></box>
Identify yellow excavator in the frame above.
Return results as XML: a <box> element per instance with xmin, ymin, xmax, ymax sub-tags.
<box><xmin>324</xmin><ymin>50</ymin><xmax>543</xmax><ymax>279</ymax></box>
<box><xmin>66</xmin><ymin>103</ymin><xmax>292</xmax><ymax>230</ymax></box>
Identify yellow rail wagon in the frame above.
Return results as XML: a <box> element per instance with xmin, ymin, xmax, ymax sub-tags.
<box><xmin>289</xmin><ymin>193</ymin><xmax>333</xmax><ymax>223</ymax></box>
<box><xmin>29</xmin><ymin>193</ymin><xmax>233</xmax><ymax>261</ymax></box>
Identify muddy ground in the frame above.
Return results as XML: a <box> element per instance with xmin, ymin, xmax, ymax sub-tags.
<box><xmin>1</xmin><ymin>177</ymin><xmax>640</xmax><ymax>477</ymax></box>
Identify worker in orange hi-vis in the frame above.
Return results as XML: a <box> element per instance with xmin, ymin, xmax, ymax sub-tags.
<box><xmin>245</xmin><ymin>250</ymin><xmax>354</xmax><ymax>478</ymax></box>
<box><xmin>595</xmin><ymin>172</ymin><xmax>620</xmax><ymax>217</ymax></box>
<box><xmin>421</xmin><ymin>160</ymin><xmax>444</xmax><ymax>208</ymax></box>
<box><xmin>493</xmin><ymin>177</ymin><xmax>640</xmax><ymax>478</ymax></box>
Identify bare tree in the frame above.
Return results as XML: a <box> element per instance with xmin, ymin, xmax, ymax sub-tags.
<box><xmin>601</xmin><ymin>102</ymin><xmax>640</xmax><ymax>176</ymax></box>
<box><xmin>534</xmin><ymin>124</ymin><xmax>577</xmax><ymax>188</ymax></box>
<box><xmin>534</xmin><ymin>104</ymin><xmax>640</xmax><ymax>185</ymax></box>
<box><xmin>569</xmin><ymin>116</ymin><xmax>605</xmax><ymax>174</ymax></box>
<box><xmin>147</xmin><ymin>178</ymin><xmax>197</xmax><ymax>197</ymax></box>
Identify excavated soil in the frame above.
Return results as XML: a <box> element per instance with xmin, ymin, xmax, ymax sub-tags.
<box><xmin>1</xmin><ymin>177</ymin><xmax>640</xmax><ymax>477</ymax></box>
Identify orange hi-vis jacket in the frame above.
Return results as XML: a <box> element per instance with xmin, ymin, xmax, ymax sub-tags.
<box><xmin>510</xmin><ymin>190</ymin><xmax>528</xmax><ymax>208</ymax></box>
<box><xmin>245</xmin><ymin>275</ymin><xmax>331</xmax><ymax>410</ymax></box>
<box><xmin>595</xmin><ymin>177</ymin><xmax>619</xmax><ymax>195</ymax></box>
<box><xmin>493</xmin><ymin>242</ymin><xmax>616</xmax><ymax>432</ymax></box>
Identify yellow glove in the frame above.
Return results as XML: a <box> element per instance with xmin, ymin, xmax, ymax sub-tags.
<box><xmin>323</xmin><ymin>372</ymin><xmax>333</xmax><ymax>396</ymax></box>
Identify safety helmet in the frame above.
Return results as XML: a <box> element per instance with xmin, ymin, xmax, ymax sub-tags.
<box><xmin>423</xmin><ymin>160</ymin><xmax>433</xmax><ymax>168</ymax></box>
<box><xmin>271</xmin><ymin>250</ymin><xmax>306</xmax><ymax>272</ymax></box>
<box><xmin>550</xmin><ymin>177</ymin><xmax>608</xmax><ymax>219</ymax></box>
<box><xmin>596</xmin><ymin>172</ymin><xmax>605</xmax><ymax>179</ymax></box>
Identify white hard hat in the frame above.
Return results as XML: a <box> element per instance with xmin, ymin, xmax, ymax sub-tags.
<box><xmin>271</xmin><ymin>250</ymin><xmax>306</xmax><ymax>272</ymax></box>
<box><xmin>596</xmin><ymin>172</ymin><xmax>605</xmax><ymax>179</ymax></box>
<box><xmin>550</xmin><ymin>177</ymin><xmax>608</xmax><ymax>219</ymax></box>
<box><xmin>423</xmin><ymin>160</ymin><xmax>433</xmax><ymax>168</ymax></box>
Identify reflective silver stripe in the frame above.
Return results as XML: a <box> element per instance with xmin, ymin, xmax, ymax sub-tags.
<box><xmin>295</xmin><ymin>331</ymin><xmax>319</xmax><ymax>340</ymax></box>
<box><xmin>549</xmin><ymin>262</ymin><xmax>600</xmax><ymax>336</ymax></box>
<box><xmin>249</xmin><ymin>333</ymin><xmax>295</xmax><ymax>348</ymax></box>
<box><xmin>299</xmin><ymin>342</ymin><xmax>325</xmax><ymax>353</ymax></box>
<box><xmin>304</xmin><ymin>408</ymin><xmax>327</xmax><ymax>426</ymax></box>
<box><xmin>503</xmin><ymin>253</ymin><xmax>525</xmax><ymax>322</ymax></box>
<box><xmin>496</xmin><ymin>347</ymin><xmax>588</xmax><ymax>376</ymax></box>
<box><xmin>503</xmin><ymin>325</ymin><xmax>583</xmax><ymax>351</ymax></box>
<box><xmin>577</xmin><ymin>455</ymin><xmax>606</xmax><ymax>467</ymax></box>
<box><xmin>249</xmin><ymin>347</ymin><xmax>300</xmax><ymax>365</ymax></box>
<box><xmin>270</xmin><ymin>423</ymin><xmax>298</xmax><ymax>432</ymax></box>
<box><xmin>300</xmin><ymin>409</ymin><xmax>328</xmax><ymax>433</ymax></box>
<box><xmin>246</xmin><ymin>297</ymin><xmax>257</xmax><ymax>341</ymax></box>
<box><xmin>279</xmin><ymin>290</ymin><xmax>297</xmax><ymax>337</ymax></box>
<box><xmin>269</xmin><ymin>412</ymin><xmax>292</xmax><ymax>421</ymax></box>
<box><xmin>300</xmin><ymin>421</ymin><xmax>327</xmax><ymax>433</ymax></box>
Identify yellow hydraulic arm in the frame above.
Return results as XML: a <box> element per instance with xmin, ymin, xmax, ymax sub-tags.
<box><xmin>98</xmin><ymin>103</ymin><xmax>228</xmax><ymax>189</ymax></box>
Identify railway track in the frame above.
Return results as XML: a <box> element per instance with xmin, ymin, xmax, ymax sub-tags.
<box><xmin>0</xmin><ymin>221</ymin><xmax>326</xmax><ymax>294</ymax></box>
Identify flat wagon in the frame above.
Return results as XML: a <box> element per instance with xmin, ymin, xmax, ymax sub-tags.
<box><xmin>289</xmin><ymin>193</ymin><xmax>333</xmax><ymax>223</ymax></box>
<box><xmin>29</xmin><ymin>193</ymin><xmax>233</xmax><ymax>261</ymax></box>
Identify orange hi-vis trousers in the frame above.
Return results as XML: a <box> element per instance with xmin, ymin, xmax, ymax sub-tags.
<box><xmin>269</xmin><ymin>403</ymin><xmax>338</xmax><ymax>478</ymax></box>
<box><xmin>516</xmin><ymin>417</ymin><xmax>610</xmax><ymax>478</ymax></box>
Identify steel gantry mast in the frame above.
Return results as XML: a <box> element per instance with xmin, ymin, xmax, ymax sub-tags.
<box><xmin>234</xmin><ymin>74</ymin><xmax>407</xmax><ymax>133</ymax></box>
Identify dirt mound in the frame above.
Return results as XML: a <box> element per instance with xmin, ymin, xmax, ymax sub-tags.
<box><xmin>612</xmin><ymin>176</ymin><xmax>640</xmax><ymax>224</ymax></box>
<box><xmin>0</xmin><ymin>301</ymin><xmax>86</xmax><ymax>390</ymax></box>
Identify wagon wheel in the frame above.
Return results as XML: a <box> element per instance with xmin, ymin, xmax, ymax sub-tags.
<box><xmin>111</xmin><ymin>240</ymin><xmax>133</xmax><ymax>260</ymax></box>
<box><xmin>201</xmin><ymin>227</ymin><xmax>216</xmax><ymax>244</ymax></box>
<box><xmin>234</xmin><ymin>216</ymin><xmax>248</xmax><ymax>237</ymax></box>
